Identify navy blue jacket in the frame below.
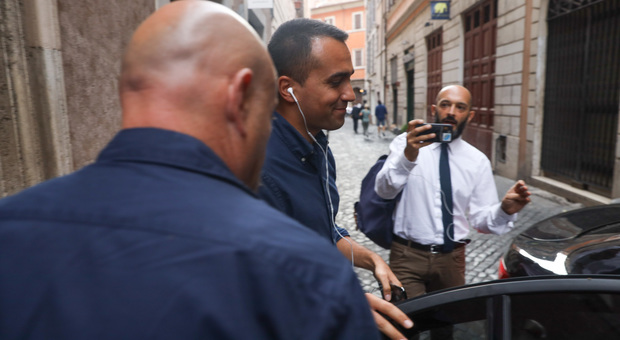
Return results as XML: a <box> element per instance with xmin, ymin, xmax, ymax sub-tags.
<box><xmin>259</xmin><ymin>113</ymin><xmax>349</xmax><ymax>244</ymax></box>
<box><xmin>0</xmin><ymin>128</ymin><xmax>378</xmax><ymax>340</ymax></box>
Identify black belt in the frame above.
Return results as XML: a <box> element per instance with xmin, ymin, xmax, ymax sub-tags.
<box><xmin>392</xmin><ymin>234</ymin><xmax>468</xmax><ymax>253</ymax></box>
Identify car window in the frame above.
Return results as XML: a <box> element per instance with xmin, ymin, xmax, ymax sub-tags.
<box><xmin>402</xmin><ymin>291</ymin><xmax>620</xmax><ymax>339</ymax></box>
<box><xmin>511</xmin><ymin>292</ymin><xmax>620</xmax><ymax>338</ymax></box>
<box><xmin>404</xmin><ymin>297</ymin><xmax>488</xmax><ymax>339</ymax></box>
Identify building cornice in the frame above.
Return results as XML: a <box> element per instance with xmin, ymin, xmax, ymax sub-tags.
<box><xmin>386</xmin><ymin>0</ymin><xmax>428</xmax><ymax>43</ymax></box>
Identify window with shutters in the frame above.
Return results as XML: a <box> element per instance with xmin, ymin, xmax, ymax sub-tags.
<box><xmin>353</xmin><ymin>49</ymin><xmax>364</xmax><ymax>68</ymax></box>
<box><xmin>462</xmin><ymin>0</ymin><xmax>497</xmax><ymax>159</ymax></box>
<box><xmin>353</xmin><ymin>12</ymin><xmax>363</xmax><ymax>30</ymax></box>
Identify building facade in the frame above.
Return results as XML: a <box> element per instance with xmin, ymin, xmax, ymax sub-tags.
<box><xmin>365</xmin><ymin>0</ymin><xmax>387</xmax><ymax>118</ymax></box>
<box><xmin>367</xmin><ymin>0</ymin><xmax>620</xmax><ymax>205</ymax></box>
<box><xmin>312</xmin><ymin>0</ymin><xmax>367</xmax><ymax>103</ymax></box>
<box><xmin>0</xmin><ymin>0</ymin><xmax>297</xmax><ymax>198</ymax></box>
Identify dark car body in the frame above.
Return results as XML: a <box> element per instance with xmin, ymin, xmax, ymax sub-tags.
<box><xmin>499</xmin><ymin>204</ymin><xmax>620</xmax><ymax>278</ymax></box>
<box><xmin>389</xmin><ymin>276</ymin><xmax>620</xmax><ymax>339</ymax></box>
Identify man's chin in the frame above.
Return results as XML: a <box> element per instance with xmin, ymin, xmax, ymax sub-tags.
<box><xmin>336</xmin><ymin>115</ymin><xmax>348</xmax><ymax>129</ymax></box>
<box><xmin>327</xmin><ymin>112</ymin><xmax>346</xmax><ymax>130</ymax></box>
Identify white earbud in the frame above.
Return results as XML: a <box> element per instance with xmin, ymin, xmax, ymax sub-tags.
<box><xmin>287</xmin><ymin>87</ymin><xmax>300</xmax><ymax>104</ymax></box>
<box><xmin>286</xmin><ymin>84</ymin><xmax>351</xmax><ymax>268</ymax></box>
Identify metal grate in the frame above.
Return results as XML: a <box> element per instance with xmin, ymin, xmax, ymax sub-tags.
<box><xmin>548</xmin><ymin>0</ymin><xmax>606</xmax><ymax>20</ymax></box>
<box><xmin>542</xmin><ymin>0</ymin><xmax>620</xmax><ymax>195</ymax></box>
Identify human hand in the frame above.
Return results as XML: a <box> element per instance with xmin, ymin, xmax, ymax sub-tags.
<box><xmin>501</xmin><ymin>180</ymin><xmax>531</xmax><ymax>215</ymax></box>
<box><xmin>404</xmin><ymin>119</ymin><xmax>435</xmax><ymax>161</ymax></box>
<box><xmin>366</xmin><ymin>293</ymin><xmax>413</xmax><ymax>340</ymax></box>
<box><xmin>372</xmin><ymin>258</ymin><xmax>403</xmax><ymax>302</ymax></box>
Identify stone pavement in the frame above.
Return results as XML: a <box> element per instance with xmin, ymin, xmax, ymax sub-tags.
<box><xmin>329</xmin><ymin>118</ymin><xmax>583</xmax><ymax>298</ymax></box>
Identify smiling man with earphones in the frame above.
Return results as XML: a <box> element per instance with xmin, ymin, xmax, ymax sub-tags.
<box><xmin>375</xmin><ymin>85</ymin><xmax>532</xmax><ymax>300</ymax></box>
<box><xmin>259</xmin><ymin>18</ymin><xmax>413</xmax><ymax>340</ymax></box>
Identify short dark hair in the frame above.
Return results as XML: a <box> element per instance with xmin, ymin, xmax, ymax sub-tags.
<box><xmin>268</xmin><ymin>18</ymin><xmax>348</xmax><ymax>85</ymax></box>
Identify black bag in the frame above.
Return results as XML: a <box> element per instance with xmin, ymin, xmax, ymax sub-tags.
<box><xmin>354</xmin><ymin>155</ymin><xmax>402</xmax><ymax>249</ymax></box>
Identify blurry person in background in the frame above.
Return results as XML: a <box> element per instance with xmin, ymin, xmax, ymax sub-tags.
<box><xmin>375</xmin><ymin>100</ymin><xmax>388</xmax><ymax>137</ymax></box>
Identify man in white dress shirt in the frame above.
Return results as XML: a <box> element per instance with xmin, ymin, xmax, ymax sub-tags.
<box><xmin>375</xmin><ymin>84</ymin><xmax>531</xmax><ymax>297</ymax></box>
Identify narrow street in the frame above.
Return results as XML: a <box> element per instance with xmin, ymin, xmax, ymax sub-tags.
<box><xmin>328</xmin><ymin>117</ymin><xmax>583</xmax><ymax>296</ymax></box>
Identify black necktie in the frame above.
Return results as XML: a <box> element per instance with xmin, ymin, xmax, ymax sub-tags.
<box><xmin>440</xmin><ymin>143</ymin><xmax>454</xmax><ymax>252</ymax></box>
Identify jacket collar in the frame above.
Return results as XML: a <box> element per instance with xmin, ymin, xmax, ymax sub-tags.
<box><xmin>97</xmin><ymin>128</ymin><xmax>254</xmax><ymax>195</ymax></box>
<box><xmin>271</xmin><ymin>112</ymin><xmax>328</xmax><ymax>161</ymax></box>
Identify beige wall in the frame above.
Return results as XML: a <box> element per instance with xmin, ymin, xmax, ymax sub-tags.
<box><xmin>1</xmin><ymin>0</ymin><xmax>286</xmax><ymax>198</ymax></box>
<box><xmin>58</xmin><ymin>0</ymin><xmax>154</xmax><ymax>170</ymax></box>
<box><xmin>0</xmin><ymin>0</ymin><xmax>154</xmax><ymax>198</ymax></box>
<box><xmin>385</xmin><ymin>4</ymin><xmax>430</xmax><ymax>127</ymax></box>
<box><xmin>1</xmin><ymin>0</ymin><xmax>70</xmax><ymax>197</ymax></box>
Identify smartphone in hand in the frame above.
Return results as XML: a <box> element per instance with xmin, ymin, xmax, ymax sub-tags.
<box><xmin>416</xmin><ymin>123</ymin><xmax>453</xmax><ymax>143</ymax></box>
<box><xmin>379</xmin><ymin>282</ymin><xmax>408</xmax><ymax>303</ymax></box>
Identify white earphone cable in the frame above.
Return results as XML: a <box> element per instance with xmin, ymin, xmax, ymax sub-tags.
<box><xmin>410</xmin><ymin>172</ymin><xmax>465</xmax><ymax>244</ymax></box>
<box><xmin>289</xmin><ymin>89</ymin><xmax>355</xmax><ymax>269</ymax></box>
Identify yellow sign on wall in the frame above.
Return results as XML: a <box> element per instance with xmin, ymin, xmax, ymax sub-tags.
<box><xmin>431</xmin><ymin>1</ymin><xmax>450</xmax><ymax>20</ymax></box>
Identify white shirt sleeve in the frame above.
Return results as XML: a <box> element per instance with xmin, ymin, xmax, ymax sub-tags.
<box><xmin>467</xmin><ymin>157</ymin><xmax>517</xmax><ymax>235</ymax></box>
<box><xmin>375</xmin><ymin>134</ymin><xmax>415</xmax><ymax>199</ymax></box>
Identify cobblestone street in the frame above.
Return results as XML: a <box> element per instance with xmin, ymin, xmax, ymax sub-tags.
<box><xmin>328</xmin><ymin>118</ymin><xmax>583</xmax><ymax>297</ymax></box>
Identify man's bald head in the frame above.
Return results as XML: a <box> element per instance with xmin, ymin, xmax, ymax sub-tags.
<box><xmin>436</xmin><ymin>85</ymin><xmax>473</xmax><ymax>109</ymax></box>
<box><xmin>119</xmin><ymin>0</ymin><xmax>277</xmax><ymax>190</ymax></box>
<box><xmin>120</xmin><ymin>1</ymin><xmax>270</xmax><ymax>95</ymax></box>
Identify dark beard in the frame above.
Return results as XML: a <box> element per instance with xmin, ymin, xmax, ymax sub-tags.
<box><xmin>435</xmin><ymin>116</ymin><xmax>467</xmax><ymax>140</ymax></box>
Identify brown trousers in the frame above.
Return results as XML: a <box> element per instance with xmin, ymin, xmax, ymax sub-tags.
<box><xmin>389</xmin><ymin>241</ymin><xmax>466</xmax><ymax>298</ymax></box>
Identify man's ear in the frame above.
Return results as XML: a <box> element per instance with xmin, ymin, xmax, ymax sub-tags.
<box><xmin>467</xmin><ymin>109</ymin><xmax>476</xmax><ymax>124</ymax></box>
<box><xmin>277</xmin><ymin>76</ymin><xmax>296</xmax><ymax>103</ymax></box>
<box><xmin>227</xmin><ymin>68</ymin><xmax>254</xmax><ymax>137</ymax></box>
<box><xmin>430</xmin><ymin>104</ymin><xmax>437</xmax><ymax>119</ymax></box>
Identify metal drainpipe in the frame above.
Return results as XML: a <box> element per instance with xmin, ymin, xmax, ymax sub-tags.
<box><xmin>518</xmin><ymin>0</ymin><xmax>533</xmax><ymax>179</ymax></box>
